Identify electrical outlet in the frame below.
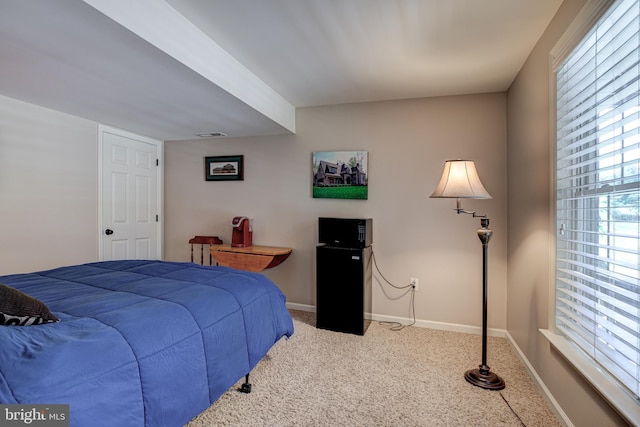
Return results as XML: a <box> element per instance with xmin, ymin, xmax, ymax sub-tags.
<box><xmin>410</xmin><ymin>277</ymin><xmax>419</xmax><ymax>291</ymax></box>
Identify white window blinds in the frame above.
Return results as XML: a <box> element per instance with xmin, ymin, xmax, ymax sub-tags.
<box><xmin>556</xmin><ymin>0</ymin><xmax>640</xmax><ymax>399</ymax></box>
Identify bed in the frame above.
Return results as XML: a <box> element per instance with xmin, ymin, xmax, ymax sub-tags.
<box><xmin>0</xmin><ymin>260</ymin><xmax>294</xmax><ymax>426</ymax></box>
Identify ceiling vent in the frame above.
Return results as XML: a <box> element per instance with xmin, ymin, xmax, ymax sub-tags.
<box><xmin>195</xmin><ymin>132</ymin><xmax>227</xmax><ymax>138</ymax></box>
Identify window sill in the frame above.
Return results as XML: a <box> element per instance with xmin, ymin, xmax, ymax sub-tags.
<box><xmin>539</xmin><ymin>329</ymin><xmax>640</xmax><ymax>425</ymax></box>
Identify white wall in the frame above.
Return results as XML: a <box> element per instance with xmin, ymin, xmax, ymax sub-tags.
<box><xmin>164</xmin><ymin>93</ymin><xmax>508</xmax><ymax>329</ymax></box>
<box><xmin>0</xmin><ymin>95</ymin><xmax>99</xmax><ymax>274</ymax></box>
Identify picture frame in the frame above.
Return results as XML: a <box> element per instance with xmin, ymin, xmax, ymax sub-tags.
<box><xmin>205</xmin><ymin>155</ymin><xmax>244</xmax><ymax>181</ymax></box>
<box><xmin>312</xmin><ymin>150</ymin><xmax>368</xmax><ymax>199</ymax></box>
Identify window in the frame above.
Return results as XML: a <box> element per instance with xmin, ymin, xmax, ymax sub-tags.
<box><xmin>555</xmin><ymin>0</ymin><xmax>640</xmax><ymax>408</ymax></box>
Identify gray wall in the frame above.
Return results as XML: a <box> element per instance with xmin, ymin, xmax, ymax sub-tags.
<box><xmin>507</xmin><ymin>0</ymin><xmax>628</xmax><ymax>425</ymax></box>
<box><xmin>164</xmin><ymin>93</ymin><xmax>508</xmax><ymax>329</ymax></box>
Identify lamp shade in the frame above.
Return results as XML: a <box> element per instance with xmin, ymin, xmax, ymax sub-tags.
<box><xmin>430</xmin><ymin>160</ymin><xmax>492</xmax><ymax>199</ymax></box>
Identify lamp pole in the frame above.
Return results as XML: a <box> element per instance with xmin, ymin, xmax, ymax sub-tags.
<box><xmin>463</xmin><ymin>217</ymin><xmax>505</xmax><ymax>390</ymax></box>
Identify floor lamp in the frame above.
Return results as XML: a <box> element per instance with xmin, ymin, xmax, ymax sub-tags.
<box><xmin>430</xmin><ymin>159</ymin><xmax>505</xmax><ymax>391</ymax></box>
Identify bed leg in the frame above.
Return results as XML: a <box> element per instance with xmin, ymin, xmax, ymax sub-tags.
<box><xmin>239</xmin><ymin>374</ymin><xmax>252</xmax><ymax>393</ymax></box>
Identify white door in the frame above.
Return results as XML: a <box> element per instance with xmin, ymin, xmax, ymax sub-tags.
<box><xmin>99</xmin><ymin>126</ymin><xmax>162</xmax><ymax>260</ymax></box>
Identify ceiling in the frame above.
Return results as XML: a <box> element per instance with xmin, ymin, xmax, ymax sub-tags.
<box><xmin>0</xmin><ymin>0</ymin><xmax>563</xmax><ymax>141</ymax></box>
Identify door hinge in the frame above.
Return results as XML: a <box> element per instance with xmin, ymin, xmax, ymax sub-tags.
<box><xmin>156</xmin><ymin>215</ymin><xmax>159</xmax><ymax>222</ymax></box>
<box><xmin>156</xmin><ymin>159</ymin><xmax>159</xmax><ymax>166</ymax></box>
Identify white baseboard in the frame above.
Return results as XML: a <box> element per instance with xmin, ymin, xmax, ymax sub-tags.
<box><xmin>370</xmin><ymin>312</ymin><xmax>506</xmax><ymax>337</ymax></box>
<box><xmin>505</xmin><ymin>331</ymin><xmax>573</xmax><ymax>427</ymax></box>
<box><xmin>286</xmin><ymin>302</ymin><xmax>315</xmax><ymax>312</ymax></box>
<box><xmin>286</xmin><ymin>302</ymin><xmax>568</xmax><ymax>426</ymax></box>
<box><xmin>286</xmin><ymin>303</ymin><xmax>505</xmax><ymax>337</ymax></box>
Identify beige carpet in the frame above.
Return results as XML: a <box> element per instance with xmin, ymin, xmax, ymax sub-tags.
<box><xmin>187</xmin><ymin>310</ymin><xmax>562</xmax><ymax>427</ymax></box>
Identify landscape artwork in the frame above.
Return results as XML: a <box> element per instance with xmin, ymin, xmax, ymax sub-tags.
<box><xmin>312</xmin><ymin>151</ymin><xmax>368</xmax><ymax>199</ymax></box>
<box><xmin>205</xmin><ymin>155</ymin><xmax>244</xmax><ymax>181</ymax></box>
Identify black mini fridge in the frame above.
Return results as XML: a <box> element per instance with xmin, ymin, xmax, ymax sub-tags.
<box><xmin>316</xmin><ymin>218</ymin><xmax>372</xmax><ymax>335</ymax></box>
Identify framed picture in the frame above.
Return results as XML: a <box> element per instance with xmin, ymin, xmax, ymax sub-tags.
<box><xmin>205</xmin><ymin>155</ymin><xmax>244</xmax><ymax>181</ymax></box>
<box><xmin>312</xmin><ymin>151</ymin><xmax>368</xmax><ymax>199</ymax></box>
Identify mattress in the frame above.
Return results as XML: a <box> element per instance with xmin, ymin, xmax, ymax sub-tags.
<box><xmin>0</xmin><ymin>260</ymin><xmax>294</xmax><ymax>426</ymax></box>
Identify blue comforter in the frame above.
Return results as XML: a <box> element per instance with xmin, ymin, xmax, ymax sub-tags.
<box><xmin>0</xmin><ymin>260</ymin><xmax>294</xmax><ymax>426</ymax></box>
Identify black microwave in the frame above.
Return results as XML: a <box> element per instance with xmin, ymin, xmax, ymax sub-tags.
<box><xmin>318</xmin><ymin>217</ymin><xmax>372</xmax><ymax>248</ymax></box>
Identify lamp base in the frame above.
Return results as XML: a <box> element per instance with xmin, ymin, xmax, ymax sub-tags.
<box><xmin>464</xmin><ymin>365</ymin><xmax>505</xmax><ymax>390</ymax></box>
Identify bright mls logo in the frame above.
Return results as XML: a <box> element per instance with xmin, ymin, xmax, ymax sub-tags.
<box><xmin>0</xmin><ymin>405</ymin><xmax>69</xmax><ymax>427</ymax></box>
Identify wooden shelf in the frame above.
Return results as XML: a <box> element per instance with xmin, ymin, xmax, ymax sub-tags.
<box><xmin>210</xmin><ymin>244</ymin><xmax>292</xmax><ymax>272</ymax></box>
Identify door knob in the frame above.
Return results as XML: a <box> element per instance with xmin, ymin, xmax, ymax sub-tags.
<box><xmin>105</xmin><ymin>229</ymin><xmax>114</xmax><ymax>235</ymax></box>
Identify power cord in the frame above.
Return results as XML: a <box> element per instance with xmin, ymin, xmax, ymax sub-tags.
<box><xmin>373</xmin><ymin>251</ymin><xmax>525</xmax><ymax>424</ymax></box>
<box><xmin>500</xmin><ymin>392</ymin><xmax>526</xmax><ymax>426</ymax></box>
<box><xmin>371</xmin><ymin>249</ymin><xmax>416</xmax><ymax>330</ymax></box>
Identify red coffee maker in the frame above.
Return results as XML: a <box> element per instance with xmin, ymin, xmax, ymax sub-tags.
<box><xmin>231</xmin><ymin>216</ymin><xmax>253</xmax><ymax>247</ymax></box>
